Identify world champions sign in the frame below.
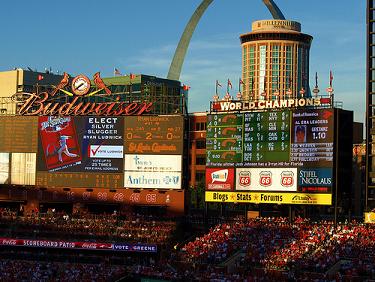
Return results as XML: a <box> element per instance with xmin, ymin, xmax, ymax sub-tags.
<box><xmin>15</xmin><ymin>72</ymin><xmax>153</xmax><ymax>116</ymax></box>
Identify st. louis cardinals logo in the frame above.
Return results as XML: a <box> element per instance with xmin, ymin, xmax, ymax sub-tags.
<box><xmin>51</xmin><ymin>72</ymin><xmax>111</xmax><ymax>97</ymax></box>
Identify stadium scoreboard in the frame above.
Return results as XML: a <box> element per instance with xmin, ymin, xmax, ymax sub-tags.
<box><xmin>207</xmin><ymin>111</ymin><xmax>290</xmax><ymax>164</ymax></box>
<box><xmin>0</xmin><ymin>115</ymin><xmax>184</xmax><ymax>190</ymax></box>
<box><xmin>205</xmin><ymin>108</ymin><xmax>335</xmax><ymax>205</ymax></box>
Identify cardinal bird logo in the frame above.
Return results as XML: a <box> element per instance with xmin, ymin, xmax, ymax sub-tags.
<box><xmin>322</xmin><ymin>110</ymin><xmax>333</xmax><ymax>120</ymax></box>
<box><xmin>93</xmin><ymin>72</ymin><xmax>111</xmax><ymax>95</ymax></box>
<box><xmin>51</xmin><ymin>72</ymin><xmax>70</xmax><ymax>96</ymax></box>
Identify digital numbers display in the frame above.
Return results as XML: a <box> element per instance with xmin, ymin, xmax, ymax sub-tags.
<box><xmin>206</xmin><ymin>111</ymin><xmax>291</xmax><ymax>166</ymax></box>
<box><xmin>290</xmin><ymin>109</ymin><xmax>334</xmax><ymax>167</ymax></box>
<box><xmin>124</xmin><ymin>116</ymin><xmax>183</xmax><ymax>154</ymax></box>
<box><xmin>243</xmin><ymin>111</ymin><xmax>290</xmax><ymax>163</ymax></box>
<box><xmin>206</xmin><ymin>109</ymin><xmax>334</xmax><ymax>167</ymax></box>
<box><xmin>0</xmin><ymin>116</ymin><xmax>38</xmax><ymax>152</ymax></box>
<box><xmin>206</xmin><ymin>114</ymin><xmax>243</xmax><ymax>163</ymax></box>
<box><xmin>36</xmin><ymin>172</ymin><xmax>123</xmax><ymax>189</ymax></box>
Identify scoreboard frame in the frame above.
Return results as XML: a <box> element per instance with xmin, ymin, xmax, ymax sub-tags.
<box><xmin>205</xmin><ymin>107</ymin><xmax>335</xmax><ymax>205</ymax></box>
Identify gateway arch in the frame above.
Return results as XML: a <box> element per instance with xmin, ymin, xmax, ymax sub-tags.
<box><xmin>167</xmin><ymin>0</ymin><xmax>285</xmax><ymax>81</ymax></box>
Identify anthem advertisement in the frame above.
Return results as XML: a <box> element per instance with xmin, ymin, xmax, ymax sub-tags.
<box><xmin>124</xmin><ymin>155</ymin><xmax>182</xmax><ymax>189</ymax></box>
<box><xmin>205</xmin><ymin>108</ymin><xmax>335</xmax><ymax>205</ymax></box>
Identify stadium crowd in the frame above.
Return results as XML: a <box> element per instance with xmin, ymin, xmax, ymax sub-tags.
<box><xmin>0</xmin><ymin>207</ymin><xmax>176</xmax><ymax>244</ymax></box>
<box><xmin>1</xmin><ymin>207</ymin><xmax>375</xmax><ymax>281</ymax></box>
<box><xmin>179</xmin><ymin>217</ymin><xmax>375</xmax><ymax>281</ymax></box>
<box><xmin>0</xmin><ymin>259</ymin><xmax>126</xmax><ymax>282</ymax></box>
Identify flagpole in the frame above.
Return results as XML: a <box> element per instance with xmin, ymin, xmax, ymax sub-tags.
<box><xmin>215</xmin><ymin>80</ymin><xmax>218</xmax><ymax>96</ymax></box>
<box><xmin>238</xmin><ymin>78</ymin><xmax>241</xmax><ymax>94</ymax></box>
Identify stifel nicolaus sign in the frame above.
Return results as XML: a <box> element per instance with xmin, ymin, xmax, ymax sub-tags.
<box><xmin>16</xmin><ymin>72</ymin><xmax>153</xmax><ymax>116</ymax></box>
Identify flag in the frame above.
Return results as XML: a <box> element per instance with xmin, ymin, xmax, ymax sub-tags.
<box><xmin>114</xmin><ymin>68</ymin><xmax>122</xmax><ymax>76</ymax></box>
<box><xmin>129</xmin><ymin>73</ymin><xmax>136</xmax><ymax>80</ymax></box>
<box><xmin>216</xmin><ymin>80</ymin><xmax>222</xmax><ymax>87</ymax></box>
<box><xmin>38</xmin><ymin>74</ymin><xmax>44</xmax><ymax>81</ymax></box>
<box><xmin>227</xmin><ymin>79</ymin><xmax>233</xmax><ymax>89</ymax></box>
<box><xmin>329</xmin><ymin>70</ymin><xmax>333</xmax><ymax>87</ymax></box>
<box><xmin>239</xmin><ymin>78</ymin><xmax>244</xmax><ymax>85</ymax></box>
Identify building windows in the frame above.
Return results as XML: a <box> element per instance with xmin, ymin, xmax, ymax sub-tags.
<box><xmin>195</xmin><ymin>122</ymin><xmax>206</xmax><ymax>131</ymax></box>
<box><xmin>196</xmin><ymin>156</ymin><xmax>206</xmax><ymax>165</ymax></box>
<box><xmin>196</xmin><ymin>139</ymin><xmax>206</xmax><ymax>149</ymax></box>
<box><xmin>195</xmin><ymin>172</ymin><xmax>205</xmax><ymax>184</ymax></box>
<box><xmin>271</xmin><ymin>45</ymin><xmax>280</xmax><ymax>94</ymax></box>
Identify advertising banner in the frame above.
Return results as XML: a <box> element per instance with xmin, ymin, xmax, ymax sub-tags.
<box><xmin>235</xmin><ymin>168</ymin><xmax>297</xmax><ymax>192</ymax></box>
<box><xmin>38</xmin><ymin>116</ymin><xmax>81</xmax><ymax>171</ymax></box>
<box><xmin>364</xmin><ymin>212</ymin><xmax>375</xmax><ymax>224</ymax></box>
<box><xmin>79</xmin><ymin>117</ymin><xmax>124</xmax><ymax>172</ymax></box>
<box><xmin>205</xmin><ymin>191</ymin><xmax>332</xmax><ymax>205</ymax></box>
<box><xmin>112</xmin><ymin>243</ymin><xmax>157</xmax><ymax>253</ymax></box>
<box><xmin>0</xmin><ymin>238</ymin><xmax>157</xmax><ymax>253</ymax></box>
<box><xmin>38</xmin><ymin>116</ymin><xmax>124</xmax><ymax>173</ymax></box>
<box><xmin>298</xmin><ymin>168</ymin><xmax>332</xmax><ymax>193</ymax></box>
<box><xmin>205</xmin><ymin>168</ymin><xmax>234</xmax><ymax>191</ymax></box>
<box><xmin>124</xmin><ymin>154</ymin><xmax>182</xmax><ymax>189</ymax></box>
<box><xmin>124</xmin><ymin>171</ymin><xmax>181</xmax><ymax>189</ymax></box>
<box><xmin>124</xmin><ymin>155</ymin><xmax>181</xmax><ymax>172</ymax></box>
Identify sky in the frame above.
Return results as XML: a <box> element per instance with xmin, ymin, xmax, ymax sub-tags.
<box><xmin>0</xmin><ymin>0</ymin><xmax>366</xmax><ymax>123</ymax></box>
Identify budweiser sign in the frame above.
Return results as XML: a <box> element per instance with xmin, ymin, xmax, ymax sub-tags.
<box><xmin>18</xmin><ymin>92</ymin><xmax>152</xmax><ymax>116</ymax></box>
<box><xmin>15</xmin><ymin>72</ymin><xmax>153</xmax><ymax>116</ymax></box>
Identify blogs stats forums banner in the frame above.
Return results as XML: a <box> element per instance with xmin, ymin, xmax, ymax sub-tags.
<box><xmin>37</xmin><ymin>116</ymin><xmax>124</xmax><ymax>173</ymax></box>
<box><xmin>205</xmin><ymin>191</ymin><xmax>332</xmax><ymax>205</ymax></box>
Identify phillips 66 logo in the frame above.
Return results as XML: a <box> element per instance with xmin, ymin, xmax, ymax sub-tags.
<box><xmin>259</xmin><ymin>171</ymin><xmax>272</xmax><ymax>187</ymax></box>
<box><xmin>281</xmin><ymin>171</ymin><xmax>294</xmax><ymax>187</ymax></box>
<box><xmin>239</xmin><ymin>171</ymin><xmax>251</xmax><ymax>187</ymax></box>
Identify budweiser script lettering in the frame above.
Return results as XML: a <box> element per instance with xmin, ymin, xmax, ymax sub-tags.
<box><xmin>18</xmin><ymin>92</ymin><xmax>153</xmax><ymax>116</ymax></box>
